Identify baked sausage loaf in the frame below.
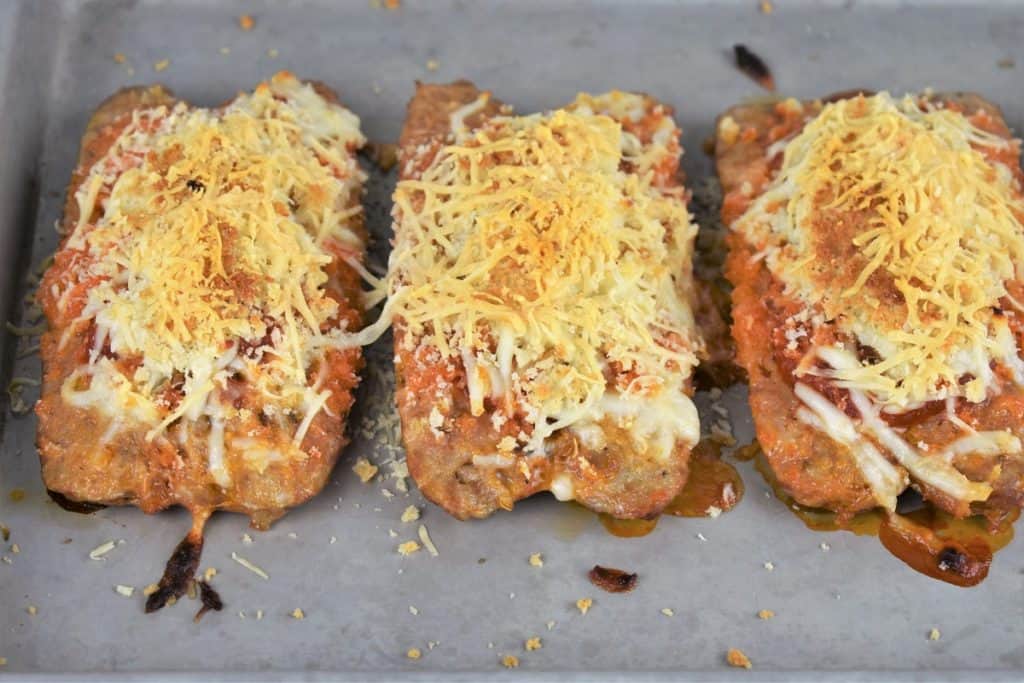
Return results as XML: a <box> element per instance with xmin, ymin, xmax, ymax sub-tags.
<box><xmin>717</xmin><ymin>91</ymin><xmax>1024</xmax><ymax>520</ymax></box>
<box><xmin>36</xmin><ymin>72</ymin><xmax>367</xmax><ymax>607</ymax></box>
<box><xmin>389</xmin><ymin>81</ymin><xmax>704</xmax><ymax>519</ymax></box>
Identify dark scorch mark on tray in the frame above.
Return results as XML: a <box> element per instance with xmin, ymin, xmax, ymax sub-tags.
<box><xmin>146</xmin><ymin>531</ymin><xmax>204</xmax><ymax>613</ymax></box>
<box><xmin>733</xmin><ymin>44</ymin><xmax>775</xmax><ymax>91</ymax></box>
<box><xmin>193</xmin><ymin>580</ymin><xmax>224</xmax><ymax>622</ymax></box>
<box><xmin>589</xmin><ymin>565</ymin><xmax>638</xmax><ymax>593</ymax></box>
<box><xmin>47</xmin><ymin>489</ymin><xmax>106</xmax><ymax>514</ymax></box>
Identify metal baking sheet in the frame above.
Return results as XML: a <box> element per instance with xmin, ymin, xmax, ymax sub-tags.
<box><xmin>2</xmin><ymin>0</ymin><xmax>1024</xmax><ymax>679</ymax></box>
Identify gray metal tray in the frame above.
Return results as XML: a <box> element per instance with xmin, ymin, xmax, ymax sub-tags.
<box><xmin>2</xmin><ymin>1</ymin><xmax>1023</xmax><ymax>680</ymax></box>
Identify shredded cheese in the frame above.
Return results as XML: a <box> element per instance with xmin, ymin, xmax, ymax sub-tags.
<box><xmin>55</xmin><ymin>72</ymin><xmax>366</xmax><ymax>483</ymax></box>
<box><xmin>739</xmin><ymin>92</ymin><xmax>1024</xmax><ymax>408</ymax></box>
<box><xmin>386</xmin><ymin>91</ymin><xmax>702</xmax><ymax>458</ymax></box>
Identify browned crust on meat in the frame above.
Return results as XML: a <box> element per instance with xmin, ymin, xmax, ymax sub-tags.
<box><xmin>718</xmin><ymin>92</ymin><xmax>1024</xmax><ymax>518</ymax></box>
<box><xmin>36</xmin><ymin>81</ymin><xmax>365</xmax><ymax>530</ymax></box>
<box><xmin>394</xmin><ymin>80</ymin><xmax>692</xmax><ymax>520</ymax></box>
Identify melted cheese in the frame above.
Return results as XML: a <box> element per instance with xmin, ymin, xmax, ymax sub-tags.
<box><xmin>739</xmin><ymin>92</ymin><xmax>1024</xmax><ymax>409</ymax></box>
<box><xmin>388</xmin><ymin>92</ymin><xmax>701</xmax><ymax>458</ymax></box>
<box><xmin>58</xmin><ymin>72</ymin><xmax>366</xmax><ymax>475</ymax></box>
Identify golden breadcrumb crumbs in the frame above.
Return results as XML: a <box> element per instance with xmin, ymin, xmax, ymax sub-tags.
<box><xmin>401</xmin><ymin>505</ymin><xmax>420</xmax><ymax>523</ymax></box>
<box><xmin>760</xmin><ymin>0</ymin><xmax>773</xmax><ymax>13</ymax></box>
<box><xmin>661</xmin><ymin>608</ymin><xmax>675</xmax><ymax>617</ymax></box>
<box><xmin>115</xmin><ymin>585</ymin><xmax>134</xmax><ymax>597</ymax></box>
<box><xmin>398</xmin><ymin>540</ymin><xmax>421</xmax><ymax>556</ymax></box>
<box><xmin>153</xmin><ymin>59</ymin><xmax>169</xmax><ymax>72</ymax></box>
<box><xmin>929</xmin><ymin>628</ymin><xmax>941</xmax><ymax>641</ymax></box>
<box><xmin>291</xmin><ymin>608</ymin><xmax>305</xmax><ymax>620</ymax></box>
<box><xmin>204</xmin><ymin>567</ymin><xmax>217</xmax><ymax>581</ymax></box>
<box><xmin>239</xmin><ymin>14</ymin><xmax>255</xmax><ymax>30</ymax></box>
<box><xmin>143</xmin><ymin>583</ymin><xmax>159</xmax><ymax>597</ymax></box>
<box><xmin>576</xmin><ymin>598</ymin><xmax>593</xmax><ymax>615</ymax></box>
<box><xmin>426</xmin><ymin>58</ymin><xmax>439</xmax><ymax>71</ymax></box>
<box><xmin>10</xmin><ymin>544</ymin><xmax>19</xmax><ymax>554</ymax></box>
<box><xmin>525</xmin><ymin>637</ymin><xmax>542</xmax><ymax>651</ymax></box>
<box><xmin>529</xmin><ymin>553</ymin><xmax>543</xmax><ymax>567</ymax></box>
<box><xmin>727</xmin><ymin>648</ymin><xmax>752</xmax><ymax>669</ymax></box>
<box><xmin>26</xmin><ymin>605</ymin><xmax>37</xmax><ymax>616</ymax></box>
<box><xmin>385</xmin><ymin>0</ymin><xmax>401</xmax><ymax>8</ymax></box>
<box><xmin>113</xmin><ymin>53</ymin><xmax>126</xmax><ymax>64</ymax></box>
<box><xmin>409</xmin><ymin>605</ymin><xmax>419</xmax><ymax>616</ymax></box>
<box><xmin>502</xmin><ymin>654</ymin><xmax>519</xmax><ymax>668</ymax></box>
<box><xmin>0</xmin><ymin>657</ymin><xmax>6</xmax><ymax>666</ymax></box>
<box><xmin>353</xmin><ymin>458</ymin><xmax>378</xmax><ymax>483</ymax></box>
<box><xmin>758</xmin><ymin>610</ymin><xmax>775</xmax><ymax>620</ymax></box>
<box><xmin>407</xmin><ymin>647</ymin><xmax>421</xmax><ymax>660</ymax></box>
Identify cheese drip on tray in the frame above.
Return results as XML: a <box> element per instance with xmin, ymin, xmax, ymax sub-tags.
<box><xmin>388</xmin><ymin>91</ymin><xmax>702</xmax><ymax>459</ymax></box>
<box><xmin>59</xmin><ymin>72</ymin><xmax>366</xmax><ymax>468</ymax></box>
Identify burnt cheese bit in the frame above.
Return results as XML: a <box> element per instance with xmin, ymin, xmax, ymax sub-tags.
<box><xmin>193</xmin><ymin>580</ymin><xmax>224</xmax><ymax>622</ymax></box>
<box><xmin>733</xmin><ymin>44</ymin><xmax>776</xmax><ymax>91</ymax></box>
<box><xmin>588</xmin><ymin>565</ymin><xmax>638</xmax><ymax>593</ymax></box>
<box><xmin>186</xmin><ymin>178</ymin><xmax>205</xmax><ymax>194</ymax></box>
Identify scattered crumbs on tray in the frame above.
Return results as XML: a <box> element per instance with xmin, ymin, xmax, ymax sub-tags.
<box><xmin>219</xmin><ymin>46</ymin><xmax>231</xmax><ymax>55</ymax></box>
<box><xmin>426</xmin><ymin>58</ymin><xmax>440</xmax><ymax>72</ymax></box>
<box><xmin>408</xmin><ymin>605</ymin><xmax>419</xmax><ymax>616</ymax></box>
<box><xmin>997</xmin><ymin>58</ymin><xmax>1015</xmax><ymax>69</ymax></box>
<box><xmin>758</xmin><ymin>609</ymin><xmax>775</xmax><ymax>620</ymax></box>
<box><xmin>143</xmin><ymin>583</ymin><xmax>159</xmax><ymax>597</ymax></box>
<box><xmin>1</xmin><ymin>556</ymin><xmax>10</xmax><ymax>565</ymax></box>
<box><xmin>287</xmin><ymin>532</ymin><xmax>298</xmax><ymax>540</ymax></box>
<box><xmin>231</xmin><ymin>552</ymin><xmax>269</xmax><ymax>580</ymax></box>
<box><xmin>661</xmin><ymin>608</ymin><xmax>675</xmax><ymax>617</ymax></box>
<box><xmin>760</xmin><ymin>0</ymin><xmax>774</xmax><ymax>13</ymax></box>
<box><xmin>525</xmin><ymin>637</ymin><xmax>542</xmax><ymax>651</ymax></box>
<box><xmin>820</xmin><ymin>542</ymin><xmax>831</xmax><ymax>552</ymax></box>
<box><xmin>727</xmin><ymin>648</ymin><xmax>753</xmax><ymax>669</ymax></box>
<box><xmin>0</xmin><ymin>657</ymin><xmax>6</xmax><ymax>666</ymax></box>
<box><xmin>929</xmin><ymin>628</ymin><xmax>941</xmax><ymax>641</ymax></box>
<box><xmin>509</xmin><ymin>593</ymin><xmax>516</xmax><ymax>600</ymax></box>
<box><xmin>529</xmin><ymin>553</ymin><xmax>544</xmax><ymax>568</ymax></box>
<box><xmin>291</xmin><ymin>607</ymin><xmax>305</xmax><ymax>620</ymax></box>
<box><xmin>733</xmin><ymin>44</ymin><xmax>775</xmax><ymax>91</ymax></box>
<box><xmin>26</xmin><ymin>605</ymin><xmax>37</xmax><ymax>616</ymax></box>
<box><xmin>388</xmin><ymin>529</ymin><xmax>398</xmax><ymax>538</ymax></box>
<box><xmin>203</xmin><ymin>567</ymin><xmax>217</xmax><ymax>581</ymax></box>
<box><xmin>501</xmin><ymin>654</ymin><xmax>519</xmax><ymax>669</ymax></box>
<box><xmin>397</xmin><ymin>540</ymin><xmax>420</xmax><ymax>556</ymax></box>
<box><xmin>588</xmin><ymin>565</ymin><xmax>638</xmax><ymax>593</ymax></box>
<box><xmin>763</xmin><ymin>561</ymin><xmax>775</xmax><ymax>572</ymax></box>
<box><xmin>546</xmin><ymin>620</ymin><xmax>556</xmax><ymax>631</ymax></box>
<box><xmin>242</xmin><ymin>533</ymin><xmax>253</xmax><ymax>545</ymax></box>
<box><xmin>238</xmin><ymin>610</ymin><xmax>246</xmax><ymax>620</ymax></box>
<box><xmin>697</xmin><ymin>532</ymin><xmax>708</xmax><ymax>542</ymax></box>
<box><xmin>256</xmin><ymin>609</ymin><xmax>264</xmax><ymax>620</ymax></box>
<box><xmin>10</xmin><ymin>543</ymin><xmax>20</xmax><ymax>554</ymax></box>
<box><xmin>401</xmin><ymin>505</ymin><xmax>420</xmax><ymax>523</ymax></box>
<box><xmin>418</xmin><ymin>525</ymin><xmax>439</xmax><ymax>556</ymax></box>
<box><xmin>113</xmin><ymin>52</ymin><xmax>126</xmax><ymax>63</ymax></box>
<box><xmin>239</xmin><ymin>14</ymin><xmax>255</xmax><ymax>31</ymax></box>
<box><xmin>88</xmin><ymin>540</ymin><xmax>120</xmax><ymax>560</ymax></box>
<box><xmin>406</xmin><ymin>648</ymin><xmax>421</xmax><ymax>660</ymax></box>
<box><xmin>153</xmin><ymin>58</ymin><xmax>170</xmax><ymax>72</ymax></box>
<box><xmin>267</xmin><ymin>48</ymin><xmax>279</xmax><ymax>59</ymax></box>
<box><xmin>353</xmin><ymin>458</ymin><xmax>379</xmax><ymax>483</ymax></box>
<box><xmin>9</xmin><ymin>489</ymin><xmax>26</xmax><ymax>503</ymax></box>
<box><xmin>576</xmin><ymin>598</ymin><xmax>593</xmax><ymax>615</ymax></box>
<box><xmin>385</xmin><ymin>0</ymin><xmax>401</xmax><ymax>8</ymax></box>
<box><xmin>330</xmin><ymin>536</ymin><xmax>338</xmax><ymax>545</ymax></box>
<box><xmin>114</xmin><ymin>584</ymin><xmax>134</xmax><ymax>597</ymax></box>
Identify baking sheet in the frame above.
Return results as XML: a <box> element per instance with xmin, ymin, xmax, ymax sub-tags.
<box><xmin>2</xmin><ymin>0</ymin><xmax>1024</xmax><ymax>679</ymax></box>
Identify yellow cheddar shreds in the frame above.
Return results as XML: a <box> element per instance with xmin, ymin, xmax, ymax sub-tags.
<box><xmin>58</xmin><ymin>72</ymin><xmax>366</xmax><ymax>473</ymax></box>
<box><xmin>738</xmin><ymin>92</ymin><xmax>1024</xmax><ymax>408</ymax></box>
<box><xmin>387</xmin><ymin>91</ymin><xmax>702</xmax><ymax>458</ymax></box>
